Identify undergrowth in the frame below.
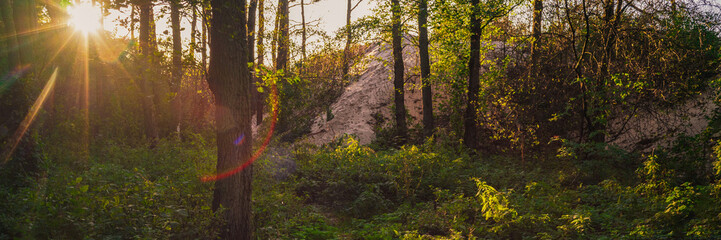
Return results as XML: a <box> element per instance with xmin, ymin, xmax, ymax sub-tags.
<box><xmin>2</xmin><ymin>130</ymin><xmax>721</xmax><ymax>239</ymax></box>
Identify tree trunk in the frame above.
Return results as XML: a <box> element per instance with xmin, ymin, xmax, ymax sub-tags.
<box><xmin>248</xmin><ymin>0</ymin><xmax>258</xmax><ymax>122</ymax></box>
<box><xmin>0</xmin><ymin>0</ymin><xmax>19</xmax><ymax>72</ymax></box>
<box><xmin>248</xmin><ymin>0</ymin><xmax>257</xmax><ymax>64</ymax></box>
<box><xmin>0</xmin><ymin>0</ymin><xmax>20</xmax><ymax>125</ymax></box>
<box><xmin>391</xmin><ymin>0</ymin><xmax>407</xmax><ymax>142</ymax></box>
<box><xmin>14</xmin><ymin>0</ymin><xmax>36</xmax><ymax>65</ymax></box>
<box><xmin>342</xmin><ymin>0</ymin><xmax>352</xmax><ymax>83</ymax></box>
<box><xmin>464</xmin><ymin>0</ymin><xmax>481</xmax><ymax>149</ymax></box>
<box><xmin>207</xmin><ymin>0</ymin><xmax>253</xmax><ymax>238</ymax></box>
<box><xmin>301</xmin><ymin>0</ymin><xmax>306</xmax><ymax>68</ymax></box>
<box><xmin>530</xmin><ymin>0</ymin><xmax>542</xmax><ymax>76</ymax></box>
<box><xmin>171</xmin><ymin>0</ymin><xmax>183</xmax><ymax>136</ymax></box>
<box><xmin>0</xmin><ymin>5</ymin><xmax>7</xmax><ymax>74</ymax></box>
<box><xmin>271</xmin><ymin>9</ymin><xmax>278</xmax><ymax>67</ymax></box>
<box><xmin>276</xmin><ymin>0</ymin><xmax>289</xmax><ymax>71</ymax></box>
<box><xmin>130</xmin><ymin>6</ymin><xmax>136</xmax><ymax>40</ymax></box>
<box><xmin>202</xmin><ymin>6</ymin><xmax>209</xmax><ymax>75</ymax></box>
<box><xmin>255</xmin><ymin>0</ymin><xmax>265</xmax><ymax>125</ymax></box>
<box><xmin>418</xmin><ymin>0</ymin><xmax>433</xmax><ymax>138</ymax></box>
<box><xmin>138</xmin><ymin>0</ymin><xmax>159</xmax><ymax>145</ymax></box>
<box><xmin>589</xmin><ymin>0</ymin><xmax>618</xmax><ymax>143</ymax></box>
<box><xmin>190</xmin><ymin>4</ymin><xmax>197</xmax><ymax>64</ymax></box>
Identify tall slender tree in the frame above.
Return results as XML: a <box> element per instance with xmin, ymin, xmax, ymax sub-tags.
<box><xmin>418</xmin><ymin>0</ymin><xmax>433</xmax><ymax>138</ymax></box>
<box><xmin>170</xmin><ymin>0</ymin><xmax>183</xmax><ymax>136</ymax></box>
<box><xmin>530</xmin><ymin>0</ymin><xmax>542</xmax><ymax>76</ymax></box>
<box><xmin>190</xmin><ymin>4</ymin><xmax>197</xmax><ymax>64</ymax></box>
<box><xmin>0</xmin><ymin>0</ymin><xmax>19</xmax><ymax>72</ymax></box>
<box><xmin>207</xmin><ymin>0</ymin><xmax>253</xmax><ymax>238</ymax></box>
<box><xmin>202</xmin><ymin>5</ymin><xmax>209</xmax><ymax>75</ymax></box>
<box><xmin>342</xmin><ymin>0</ymin><xmax>364</xmax><ymax>83</ymax></box>
<box><xmin>138</xmin><ymin>0</ymin><xmax>160</xmax><ymax>144</ymax></box>
<box><xmin>301</xmin><ymin>0</ymin><xmax>307</xmax><ymax>66</ymax></box>
<box><xmin>255</xmin><ymin>0</ymin><xmax>265</xmax><ymax>125</ymax></box>
<box><xmin>13</xmin><ymin>0</ymin><xmax>36</xmax><ymax>65</ymax></box>
<box><xmin>248</xmin><ymin>0</ymin><xmax>258</xmax><ymax>64</ymax></box>
<box><xmin>276</xmin><ymin>0</ymin><xmax>289</xmax><ymax>71</ymax></box>
<box><xmin>464</xmin><ymin>0</ymin><xmax>481</xmax><ymax>149</ymax></box>
<box><xmin>391</xmin><ymin>0</ymin><xmax>407</xmax><ymax>142</ymax></box>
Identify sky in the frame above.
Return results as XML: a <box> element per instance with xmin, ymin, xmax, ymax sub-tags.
<box><xmin>102</xmin><ymin>0</ymin><xmax>377</xmax><ymax>53</ymax></box>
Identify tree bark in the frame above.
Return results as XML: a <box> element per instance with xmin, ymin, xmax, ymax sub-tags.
<box><xmin>248</xmin><ymin>0</ymin><xmax>257</xmax><ymax>64</ymax></box>
<box><xmin>138</xmin><ymin>0</ymin><xmax>159</xmax><ymax>144</ymax></box>
<box><xmin>418</xmin><ymin>0</ymin><xmax>433</xmax><ymax>138</ymax></box>
<box><xmin>248</xmin><ymin>0</ymin><xmax>258</xmax><ymax>123</ymax></box>
<box><xmin>130</xmin><ymin>6</ymin><xmax>136</xmax><ymax>41</ymax></box>
<box><xmin>271</xmin><ymin>8</ymin><xmax>278</xmax><ymax>67</ymax></box>
<box><xmin>301</xmin><ymin>0</ymin><xmax>307</xmax><ymax>67</ymax></box>
<box><xmin>391</xmin><ymin>0</ymin><xmax>407</xmax><ymax>142</ymax></box>
<box><xmin>0</xmin><ymin>5</ymin><xmax>7</xmax><ymax>73</ymax></box>
<box><xmin>190</xmin><ymin>4</ymin><xmax>197</xmax><ymax>64</ymax></box>
<box><xmin>0</xmin><ymin>0</ymin><xmax>19</xmax><ymax>72</ymax></box>
<box><xmin>342</xmin><ymin>0</ymin><xmax>352</xmax><ymax>83</ymax></box>
<box><xmin>170</xmin><ymin>0</ymin><xmax>183</xmax><ymax>136</ymax></box>
<box><xmin>276</xmin><ymin>0</ymin><xmax>289</xmax><ymax>71</ymax></box>
<box><xmin>255</xmin><ymin>0</ymin><xmax>265</xmax><ymax>125</ymax></box>
<box><xmin>530</xmin><ymin>0</ymin><xmax>542</xmax><ymax>76</ymax></box>
<box><xmin>207</xmin><ymin>0</ymin><xmax>253</xmax><ymax>238</ymax></box>
<box><xmin>464</xmin><ymin>0</ymin><xmax>481</xmax><ymax>149</ymax></box>
<box><xmin>13</xmin><ymin>0</ymin><xmax>36</xmax><ymax>65</ymax></box>
<box><xmin>202</xmin><ymin>6</ymin><xmax>209</xmax><ymax>76</ymax></box>
<box><xmin>589</xmin><ymin>0</ymin><xmax>618</xmax><ymax>143</ymax></box>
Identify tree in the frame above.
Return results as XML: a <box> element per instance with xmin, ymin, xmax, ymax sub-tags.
<box><xmin>248</xmin><ymin>0</ymin><xmax>258</xmax><ymax>123</ymax></box>
<box><xmin>464</xmin><ymin>0</ymin><xmax>481</xmax><ymax>149</ymax></box>
<box><xmin>207</xmin><ymin>0</ymin><xmax>253</xmax><ymax>238</ymax></box>
<box><xmin>391</xmin><ymin>0</ymin><xmax>407</xmax><ymax>142</ymax></box>
<box><xmin>276</xmin><ymin>0</ymin><xmax>289</xmax><ymax>70</ymax></box>
<box><xmin>255</xmin><ymin>0</ymin><xmax>265</xmax><ymax>125</ymax></box>
<box><xmin>170</xmin><ymin>0</ymin><xmax>183</xmax><ymax>136</ymax></box>
<box><xmin>530</xmin><ymin>0</ymin><xmax>542</xmax><ymax>75</ymax></box>
<box><xmin>418</xmin><ymin>0</ymin><xmax>433</xmax><ymax>138</ymax></box>
<box><xmin>342</xmin><ymin>0</ymin><xmax>363</xmax><ymax>83</ymax></box>
<box><xmin>137</xmin><ymin>0</ymin><xmax>160</xmax><ymax>145</ymax></box>
<box><xmin>13</xmin><ymin>0</ymin><xmax>37</xmax><ymax>65</ymax></box>
<box><xmin>0</xmin><ymin>0</ymin><xmax>20</xmax><ymax>72</ymax></box>
<box><xmin>190</xmin><ymin>3</ymin><xmax>197</xmax><ymax>64</ymax></box>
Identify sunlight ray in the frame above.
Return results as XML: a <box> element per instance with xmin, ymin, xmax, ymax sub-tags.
<box><xmin>1</xmin><ymin>68</ymin><xmax>59</xmax><ymax>165</ymax></box>
<box><xmin>0</xmin><ymin>23</ymin><xmax>67</xmax><ymax>40</ymax></box>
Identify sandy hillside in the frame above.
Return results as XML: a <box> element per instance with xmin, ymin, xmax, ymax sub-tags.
<box><xmin>303</xmin><ymin>37</ymin><xmax>718</xmax><ymax>150</ymax></box>
<box><xmin>306</xmin><ymin>38</ymin><xmax>428</xmax><ymax>145</ymax></box>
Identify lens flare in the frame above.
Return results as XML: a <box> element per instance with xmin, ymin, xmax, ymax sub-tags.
<box><xmin>67</xmin><ymin>1</ymin><xmax>102</xmax><ymax>33</ymax></box>
<box><xmin>2</xmin><ymin>68</ymin><xmax>59</xmax><ymax>165</ymax></box>
<box><xmin>201</xmin><ymin>84</ymin><xmax>279</xmax><ymax>182</ymax></box>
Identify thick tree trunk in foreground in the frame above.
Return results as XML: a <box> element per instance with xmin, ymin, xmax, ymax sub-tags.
<box><xmin>391</xmin><ymin>0</ymin><xmax>407</xmax><ymax>142</ymax></box>
<box><xmin>418</xmin><ymin>0</ymin><xmax>433</xmax><ymax>138</ymax></box>
<box><xmin>138</xmin><ymin>0</ymin><xmax>159</xmax><ymax>144</ymax></box>
<box><xmin>464</xmin><ymin>0</ymin><xmax>481</xmax><ymax>149</ymax></box>
<box><xmin>208</xmin><ymin>0</ymin><xmax>253</xmax><ymax>238</ymax></box>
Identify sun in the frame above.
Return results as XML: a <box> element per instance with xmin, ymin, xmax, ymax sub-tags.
<box><xmin>67</xmin><ymin>1</ymin><xmax>102</xmax><ymax>33</ymax></box>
